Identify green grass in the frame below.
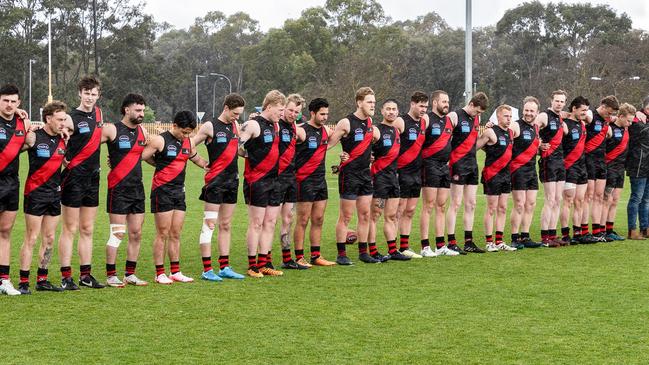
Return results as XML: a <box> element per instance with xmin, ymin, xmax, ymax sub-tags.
<box><xmin>3</xmin><ymin>143</ymin><xmax>648</xmax><ymax>364</ymax></box>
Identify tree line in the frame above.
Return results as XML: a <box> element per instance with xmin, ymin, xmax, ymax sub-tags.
<box><xmin>1</xmin><ymin>0</ymin><xmax>648</xmax><ymax>122</ymax></box>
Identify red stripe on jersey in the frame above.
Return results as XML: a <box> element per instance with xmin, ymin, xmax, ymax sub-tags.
<box><xmin>585</xmin><ymin>123</ymin><xmax>609</xmax><ymax>153</ymax></box>
<box><xmin>107</xmin><ymin>125</ymin><xmax>145</xmax><ymax>189</ymax></box>
<box><xmin>510</xmin><ymin>125</ymin><xmax>539</xmax><ymax>173</ymax></box>
<box><xmin>541</xmin><ymin>122</ymin><xmax>563</xmax><ymax>158</ymax></box>
<box><xmin>397</xmin><ymin>117</ymin><xmax>425</xmax><ymax>169</ymax></box>
<box><xmin>244</xmin><ymin>123</ymin><xmax>279</xmax><ymax>183</ymax></box>
<box><xmin>371</xmin><ymin>127</ymin><xmax>400</xmax><ymax>176</ymax></box>
<box><xmin>482</xmin><ymin>130</ymin><xmax>513</xmax><ymax>182</ymax></box>
<box><xmin>606</xmin><ymin>128</ymin><xmax>629</xmax><ymax>163</ymax></box>
<box><xmin>422</xmin><ymin>116</ymin><xmax>452</xmax><ymax>159</ymax></box>
<box><xmin>24</xmin><ymin>138</ymin><xmax>66</xmax><ymax>196</ymax></box>
<box><xmin>279</xmin><ymin>122</ymin><xmax>296</xmax><ymax>174</ymax></box>
<box><xmin>340</xmin><ymin>117</ymin><xmax>373</xmax><ymax>169</ymax></box>
<box><xmin>296</xmin><ymin>128</ymin><xmax>328</xmax><ymax>182</ymax></box>
<box><xmin>564</xmin><ymin>125</ymin><xmax>585</xmax><ymax>170</ymax></box>
<box><xmin>0</xmin><ymin>117</ymin><xmax>26</xmax><ymax>172</ymax></box>
<box><xmin>152</xmin><ymin>138</ymin><xmax>191</xmax><ymax>190</ymax></box>
<box><xmin>449</xmin><ymin>116</ymin><xmax>478</xmax><ymax>174</ymax></box>
<box><xmin>204</xmin><ymin>138</ymin><xmax>238</xmax><ymax>184</ymax></box>
<box><xmin>67</xmin><ymin>106</ymin><xmax>102</xmax><ymax>171</ymax></box>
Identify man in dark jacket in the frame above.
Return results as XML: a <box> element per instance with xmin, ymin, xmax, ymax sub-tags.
<box><xmin>626</xmin><ymin>96</ymin><xmax>649</xmax><ymax>239</ymax></box>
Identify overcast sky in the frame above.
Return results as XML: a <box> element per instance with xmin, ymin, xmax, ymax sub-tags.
<box><xmin>144</xmin><ymin>0</ymin><xmax>648</xmax><ymax>31</ymax></box>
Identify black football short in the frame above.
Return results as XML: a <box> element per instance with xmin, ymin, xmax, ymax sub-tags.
<box><xmin>61</xmin><ymin>169</ymin><xmax>100</xmax><ymax>208</ymax></box>
<box><xmin>151</xmin><ymin>187</ymin><xmax>186</xmax><ymax>213</ymax></box>
<box><xmin>538</xmin><ymin>158</ymin><xmax>566</xmax><ymax>183</ymax></box>
<box><xmin>372</xmin><ymin>172</ymin><xmax>400</xmax><ymax>199</ymax></box>
<box><xmin>0</xmin><ymin>181</ymin><xmax>19</xmax><ymax>212</ymax></box>
<box><xmin>585</xmin><ymin>153</ymin><xmax>607</xmax><ymax>180</ymax></box>
<box><xmin>565</xmin><ymin>161</ymin><xmax>588</xmax><ymax>185</ymax></box>
<box><xmin>244</xmin><ymin>178</ymin><xmax>281</xmax><ymax>207</ymax></box>
<box><xmin>107</xmin><ymin>184</ymin><xmax>145</xmax><ymax>215</ymax></box>
<box><xmin>449</xmin><ymin>163</ymin><xmax>479</xmax><ymax>186</ymax></box>
<box><xmin>421</xmin><ymin>159</ymin><xmax>451</xmax><ymax>189</ymax></box>
<box><xmin>24</xmin><ymin>194</ymin><xmax>61</xmax><ymax>216</ymax></box>
<box><xmin>200</xmin><ymin>176</ymin><xmax>238</xmax><ymax>205</ymax></box>
<box><xmin>277</xmin><ymin>174</ymin><xmax>297</xmax><ymax>204</ymax></box>
<box><xmin>297</xmin><ymin>175</ymin><xmax>328</xmax><ymax>202</ymax></box>
<box><xmin>482</xmin><ymin>175</ymin><xmax>512</xmax><ymax>196</ymax></box>
<box><xmin>606</xmin><ymin>168</ymin><xmax>625</xmax><ymax>189</ymax></box>
<box><xmin>511</xmin><ymin>166</ymin><xmax>539</xmax><ymax>191</ymax></box>
<box><xmin>398</xmin><ymin>170</ymin><xmax>422</xmax><ymax>198</ymax></box>
<box><xmin>339</xmin><ymin>170</ymin><xmax>373</xmax><ymax>200</ymax></box>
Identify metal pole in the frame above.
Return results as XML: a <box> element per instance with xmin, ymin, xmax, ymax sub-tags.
<box><xmin>212</xmin><ymin>80</ymin><xmax>217</xmax><ymax>119</ymax></box>
<box><xmin>48</xmin><ymin>15</ymin><xmax>53</xmax><ymax>103</ymax></box>
<box><xmin>465</xmin><ymin>0</ymin><xmax>472</xmax><ymax>104</ymax></box>
<box><xmin>195</xmin><ymin>74</ymin><xmax>199</xmax><ymax>117</ymax></box>
<box><xmin>29</xmin><ymin>59</ymin><xmax>33</xmax><ymax>119</ymax></box>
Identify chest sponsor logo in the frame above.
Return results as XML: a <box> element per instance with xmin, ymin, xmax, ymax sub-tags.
<box><xmin>263</xmin><ymin>129</ymin><xmax>273</xmax><ymax>143</ymax></box>
<box><xmin>118</xmin><ymin>135</ymin><xmax>131</xmax><ymax>149</ymax></box>
<box><xmin>78</xmin><ymin>121</ymin><xmax>90</xmax><ymax>134</ymax></box>
<box><xmin>281</xmin><ymin>129</ymin><xmax>291</xmax><ymax>142</ymax></box>
<box><xmin>408</xmin><ymin>127</ymin><xmax>418</xmax><ymax>141</ymax></box>
<box><xmin>354</xmin><ymin>127</ymin><xmax>364</xmax><ymax>142</ymax></box>
<box><xmin>461</xmin><ymin>120</ymin><xmax>470</xmax><ymax>133</ymax></box>
<box><xmin>308</xmin><ymin>136</ymin><xmax>318</xmax><ymax>149</ymax></box>
<box><xmin>36</xmin><ymin>143</ymin><xmax>51</xmax><ymax>158</ymax></box>
<box><xmin>216</xmin><ymin>131</ymin><xmax>227</xmax><ymax>143</ymax></box>
<box><xmin>167</xmin><ymin>144</ymin><xmax>177</xmax><ymax>157</ymax></box>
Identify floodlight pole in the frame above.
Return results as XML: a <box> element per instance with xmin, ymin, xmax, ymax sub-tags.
<box><xmin>465</xmin><ymin>0</ymin><xmax>473</xmax><ymax>104</ymax></box>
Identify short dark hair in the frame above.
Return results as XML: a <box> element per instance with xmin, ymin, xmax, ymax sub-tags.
<box><xmin>600</xmin><ymin>95</ymin><xmax>619</xmax><ymax>111</ymax></box>
<box><xmin>469</xmin><ymin>92</ymin><xmax>488</xmax><ymax>110</ymax></box>
<box><xmin>42</xmin><ymin>100</ymin><xmax>67</xmax><ymax>121</ymax></box>
<box><xmin>382</xmin><ymin>99</ymin><xmax>399</xmax><ymax>109</ymax></box>
<box><xmin>410</xmin><ymin>91</ymin><xmax>428</xmax><ymax>104</ymax></box>
<box><xmin>173</xmin><ymin>110</ymin><xmax>197</xmax><ymax>129</ymax></box>
<box><xmin>78</xmin><ymin>76</ymin><xmax>101</xmax><ymax>92</ymax></box>
<box><xmin>430</xmin><ymin>90</ymin><xmax>448</xmax><ymax>102</ymax></box>
<box><xmin>224</xmin><ymin>93</ymin><xmax>245</xmax><ymax>109</ymax></box>
<box><xmin>569</xmin><ymin>96</ymin><xmax>590</xmax><ymax>112</ymax></box>
<box><xmin>0</xmin><ymin>84</ymin><xmax>20</xmax><ymax>98</ymax></box>
<box><xmin>308</xmin><ymin>98</ymin><xmax>329</xmax><ymax>113</ymax></box>
<box><xmin>120</xmin><ymin>93</ymin><xmax>146</xmax><ymax>115</ymax></box>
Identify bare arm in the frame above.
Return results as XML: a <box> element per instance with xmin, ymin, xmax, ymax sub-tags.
<box><xmin>295</xmin><ymin>125</ymin><xmax>307</xmax><ymax>143</ymax></box>
<box><xmin>192</xmin><ymin>121</ymin><xmax>212</xmax><ymax>146</ymax></box>
<box><xmin>510</xmin><ymin>121</ymin><xmax>521</xmax><ymax>138</ymax></box>
<box><xmin>188</xmin><ymin>139</ymin><xmax>208</xmax><ymax>168</ymax></box>
<box><xmin>476</xmin><ymin>127</ymin><xmax>495</xmax><ymax>150</ymax></box>
<box><xmin>237</xmin><ymin>119</ymin><xmax>260</xmax><ymax>157</ymax></box>
<box><xmin>141</xmin><ymin>134</ymin><xmax>163</xmax><ymax>166</ymax></box>
<box><xmin>371</xmin><ymin>125</ymin><xmax>380</xmax><ymax>143</ymax></box>
<box><xmin>534</xmin><ymin>112</ymin><xmax>548</xmax><ymax>129</ymax></box>
<box><xmin>21</xmin><ymin>131</ymin><xmax>36</xmax><ymax>151</ymax></box>
<box><xmin>327</xmin><ymin>118</ymin><xmax>350</xmax><ymax>149</ymax></box>
<box><xmin>393</xmin><ymin>117</ymin><xmax>405</xmax><ymax>134</ymax></box>
<box><xmin>448</xmin><ymin>111</ymin><xmax>459</xmax><ymax>128</ymax></box>
<box><xmin>101</xmin><ymin>122</ymin><xmax>116</xmax><ymax>143</ymax></box>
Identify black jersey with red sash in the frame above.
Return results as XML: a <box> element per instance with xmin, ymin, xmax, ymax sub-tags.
<box><xmin>539</xmin><ymin>110</ymin><xmax>564</xmax><ymax>160</ymax></box>
<box><xmin>397</xmin><ymin>113</ymin><xmax>425</xmax><ymax>172</ymax></box>
<box><xmin>64</xmin><ymin>106</ymin><xmax>103</xmax><ymax>176</ymax></box>
<box><xmin>204</xmin><ymin>119</ymin><xmax>238</xmax><ymax>185</ymax></box>
<box><xmin>278</xmin><ymin>119</ymin><xmax>297</xmax><ymax>178</ymax></box>
<box><xmin>295</xmin><ymin>123</ymin><xmax>328</xmax><ymax>183</ymax></box>
<box><xmin>244</xmin><ymin>115</ymin><xmax>279</xmax><ymax>184</ymax></box>
<box><xmin>0</xmin><ymin>115</ymin><xmax>26</xmax><ymax>180</ymax></box>
<box><xmin>24</xmin><ymin>128</ymin><xmax>66</xmax><ymax>197</ymax></box>
<box><xmin>449</xmin><ymin>108</ymin><xmax>479</xmax><ymax>175</ymax></box>
<box><xmin>510</xmin><ymin>120</ymin><xmax>539</xmax><ymax>173</ymax></box>
<box><xmin>562</xmin><ymin>118</ymin><xmax>586</xmax><ymax>170</ymax></box>
<box><xmin>152</xmin><ymin>131</ymin><xmax>191</xmax><ymax>191</ymax></box>
<box><xmin>107</xmin><ymin>121</ymin><xmax>145</xmax><ymax>189</ymax></box>
<box><xmin>339</xmin><ymin>113</ymin><xmax>373</xmax><ymax>174</ymax></box>
<box><xmin>585</xmin><ymin>108</ymin><xmax>609</xmax><ymax>157</ymax></box>
<box><xmin>422</xmin><ymin>112</ymin><xmax>452</xmax><ymax>162</ymax></box>
<box><xmin>371</xmin><ymin>123</ymin><xmax>400</xmax><ymax>177</ymax></box>
<box><xmin>606</xmin><ymin>123</ymin><xmax>629</xmax><ymax>171</ymax></box>
<box><xmin>482</xmin><ymin>126</ymin><xmax>513</xmax><ymax>182</ymax></box>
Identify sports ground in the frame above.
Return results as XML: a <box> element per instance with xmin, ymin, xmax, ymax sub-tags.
<box><xmin>4</xmin><ymin>144</ymin><xmax>648</xmax><ymax>364</ymax></box>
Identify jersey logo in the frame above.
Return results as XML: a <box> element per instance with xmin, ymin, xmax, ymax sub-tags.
<box><xmin>0</xmin><ymin>128</ymin><xmax>6</xmax><ymax>140</ymax></box>
<box><xmin>408</xmin><ymin>127</ymin><xmax>418</xmax><ymax>140</ymax></box>
<box><xmin>118</xmin><ymin>135</ymin><xmax>131</xmax><ymax>149</ymax></box>
<box><xmin>36</xmin><ymin>143</ymin><xmax>50</xmax><ymax>158</ymax></box>
<box><xmin>499</xmin><ymin>135</ymin><xmax>507</xmax><ymax>146</ymax></box>
<box><xmin>571</xmin><ymin>128</ymin><xmax>580</xmax><ymax>140</ymax></box>
<box><xmin>431</xmin><ymin>123</ymin><xmax>441</xmax><ymax>136</ymax></box>
<box><xmin>78</xmin><ymin>121</ymin><xmax>90</xmax><ymax>134</ymax></box>
<box><xmin>594</xmin><ymin>120</ymin><xmax>602</xmax><ymax>132</ymax></box>
<box><xmin>523</xmin><ymin>130</ymin><xmax>532</xmax><ymax>140</ymax></box>
<box><xmin>550</xmin><ymin>120</ymin><xmax>558</xmax><ymax>130</ymax></box>
<box><xmin>167</xmin><ymin>144</ymin><xmax>177</xmax><ymax>157</ymax></box>
<box><xmin>215</xmin><ymin>131</ymin><xmax>227</xmax><ymax>143</ymax></box>
<box><xmin>281</xmin><ymin>129</ymin><xmax>291</xmax><ymax>142</ymax></box>
<box><xmin>263</xmin><ymin>128</ymin><xmax>273</xmax><ymax>143</ymax></box>
<box><xmin>461</xmin><ymin>120</ymin><xmax>470</xmax><ymax>133</ymax></box>
<box><xmin>614</xmin><ymin>129</ymin><xmax>623</xmax><ymax>138</ymax></box>
<box><xmin>382</xmin><ymin>133</ymin><xmax>392</xmax><ymax>147</ymax></box>
<box><xmin>354</xmin><ymin>127</ymin><xmax>364</xmax><ymax>141</ymax></box>
<box><xmin>308</xmin><ymin>136</ymin><xmax>318</xmax><ymax>149</ymax></box>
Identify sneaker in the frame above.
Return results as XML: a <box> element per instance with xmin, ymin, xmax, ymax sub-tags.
<box><xmin>61</xmin><ymin>277</ymin><xmax>80</xmax><ymax>290</ymax></box>
<box><xmin>124</xmin><ymin>274</ymin><xmax>148</xmax><ymax>286</ymax></box>
<box><xmin>296</xmin><ymin>257</ymin><xmax>313</xmax><ymax>268</ymax></box>
<box><xmin>519</xmin><ymin>237</ymin><xmax>542</xmax><ymax>248</ymax></box>
<box><xmin>496</xmin><ymin>242</ymin><xmax>517</xmax><ymax>251</ymax></box>
<box><xmin>170</xmin><ymin>272</ymin><xmax>194</xmax><ymax>283</ymax></box>
<box><xmin>201</xmin><ymin>269</ymin><xmax>224</xmax><ymax>282</ymax></box>
<box><xmin>486</xmin><ymin>242</ymin><xmax>500</xmax><ymax>252</ymax></box>
<box><xmin>79</xmin><ymin>274</ymin><xmax>106</xmax><ymax>289</ymax></box>
<box><xmin>420</xmin><ymin>246</ymin><xmax>437</xmax><ymax>257</ymax></box>
<box><xmin>579</xmin><ymin>233</ymin><xmax>598</xmax><ymax>244</ymax></box>
<box><xmin>447</xmin><ymin>244</ymin><xmax>467</xmax><ymax>255</ymax></box>
<box><xmin>0</xmin><ymin>279</ymin><xmax>21</xmax><ymax>296</ymax></box>
<box><xmin>218</xmin><ymin>266</ymin><xmax>245</xmax><ymax>279</ymax></box>
<box><xmin>36</xmin><ymin>280</ymin><xmax>64</xmax><ymax>292</ymax></box>
<box><xmin>336</xmin><ymin>255</ymin><xmax>353</xmax><ymax>265</ymax></box>
<box><xmin>311</xmin><ymin>256</ymin><xmax>336</xmax><ymax>266</ymax></box>
<box><xmin>281</xmin><ymin>259</ymin><xmax>309</xmax><ymax>270</ymax></box>
<box><xmin>463</xmin><ymin>241</ymin><xmax>486</xmax><ymax>253</ymax></box>
<box><xmin>155</xmin><ymin>273</ymin><xmax>174</xmax><ymax>284</ymax></box>
<box><xmin>400</xmin><ymin>249</ymin><xmax>423</xmax><ymax>259</ymax></box>
<box><xmin>559</xmin><ymin>237</ymin><xmax>571</xmax><ymax>246</ymax></box>
<box><xmin>542</xmin><ymin>239</ymin><xmax>560</xmax><ymax>248</ymax></box>
<box><xmin>17</xmin><ymin>282</ymin><xmax>31</xmax><ymax>295</ymax></box>
<box><xmin>388</xmin><ymin>251</ymin><xmax>411</xmax><ymax>261</ymax></box>
<box><xmin>259</xmin><ymin>266</ymin><xmax>283</xmax><ymax>276</ymax></box>
<box><xmin>247</xmin><ymin>268</ymin><xmax>264</xmax><ymax>278</ymax></box>
<box><xmin>106</xmin><ymin>275</ymin><xmax>125</xmax><ymax>288</ymax></box>
<box><xmin>512</xmin><ymin>241</ymin><xmax>525</xmax><ymax>250</ymax></box>
<box><xmin>359</xmin><ymin>252</ymin><xmax>381</xmax><ymax>263</ymax></box>
<box><xmin>570</xmin><ymin>236</ymin><xmax>581</xmax><ymax>245</ymax></box>
<box><xmin>435</xmin><ymin>245</ymin><xmax>460</xmax><ymax>256</ymax></box>
<box><xmin>593</xmin><ymin>232</ymin><xmax>608</xmax><ymax>243</ymax></box>
<box><xmin>606</xmin><ymin>231</ymin><xmax>625</xmax><ymax>241</ymax></box>
<box><xmin>371</xmin><ymin>252</ymin><xmax>390</xmax><ymax>263</ymax></box>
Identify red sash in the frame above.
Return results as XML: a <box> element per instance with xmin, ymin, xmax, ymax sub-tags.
<box><xmin>510</xmin><ymin>125</ymin><xmax>539</xmax><ymax>173</ymax></box>
<box><xmin>606</xmin><ymin>128</ymin><xmax>629</xmax><ymax>163</ymax></box>
<box><xmin>152</xmin><ymin>137</ymin><xmax>190</xmax><ymax>190</ymax></box>
<box><xmin>371</xmin><ymin>126</ymin><xmax>400</xmax><ymax>176</ymax></box>
<box><xmin>397</xmin><ymin>117</ymin><xmax>425</xmax><ymax>169</ymax></box>
<box><xmin>422</xmin><ymin>116</ymin><xmax>452</xmax><ymax>159</ymax></box>
<box><xmin>482</xmin><ymin>130</ymin><xmax>513</xmax><ymax>181</ymax></box>
<box><xmin>107</xmin><ymin>125</ymin><xmax>145</xmax><ymax>189</ymax></box>
<box><xmin>279</xmin><ymin>122</ymin><xmax>296</xmax><ymax>175</ymax></box>
<box><xmin>24</xmin><ymin>138</ymin><xmax>66</xmax><ymax>196</ymax></box>
<box><xmin>340</xmin><ymin>117</ymin><xmax>373</xmax><ymax>169</ymax></box>
<box><xmin>541</xmin><ymin>120</ymin><xmax>563</xmax><ymax>158</ymax></box>
<box><xmin>296</xmin><ymin>128</ymin><xmax>328</xmax><ymax>183</ymax></box>
<box><xmin>0</xmin><ymin>117</ymin><xmax>26</xmax><ymax>172</ymax></box>
<box><xmin>564</xmin><ymin>123</ymin><xmax>585</xmax><ymax>170</ymax></box>
<box><xmin>244</xmin><ymin>122</ymin><xmax>279</xmax><ymax>183</ymax></box>
<box><xmin>67</xmin><ymin>106</ymin><xmax>102</xmax><ymax>170</ymax></box>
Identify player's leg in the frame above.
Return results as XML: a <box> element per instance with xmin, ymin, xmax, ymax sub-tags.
<box><xmin>35</xmin><ymin>214</ymin><xmax>63</xmax><ymax>291</ymax></box>
<box><xmin>215</xmin><ymin>203</ymin><xmax>243</xmax><ymax>278</ymax></box>
<box><xmin>560</xmin><ymin>185</ymin><xmax>575</xmax><ymax>243</ymax></box>
<box><xmin>18</xmin><ymin>213</ymin><xmax>43</xmax><ymax>294</ymax></box>
<box><xmin>105</xmin><ymin>213</ymin><xmax>127</xmax><ymax>287</ymax></box>
<box><xmin>77</xmin><ymin>206</ymin><xmax>99</xmax><ymax>283</ymax></box>
<box><xmin>511</xmin><ymin>190</ymin><xmax>525</xmax><ymax>242</ymax></box>
<box><xmin>335</xmin><ymin>198</ymin><xmax>356</xmax><ymax>265</ymax></box>
<box><xmin>153</xmin><ymin>210</ymin><xmax>173</xmax><ymax>284</ymax></box>
<box><xmin>0</xmin><ymin>210</ymin><xmax>19</xmax><ymax>294</ymax></box>
<box><xmin>123</xmin><ymin>213</ymin><xmax>146</xmax><ymax>286</ymax></box>
<box><xmin>496</xmin><ymin>193</ymin><xmax>515</xmax><ymax>251</ymax></box>
<box><xmin>199</xmin><ymin>202</ymin><xmax>220</xmax><ymax>280</ymax></box>
<box><xmin>58</xmin><ymin>205</ymin><xmax>79</xmax><ymax>281</ymax></box>
<box><xmin>167</xmin><ymin>209</ymin><xmax>193</xmax><ymax>282</ymax></box>
<box><xmin>246</xmin><ymin>205</ymin><xmax>266</xmax><ymax>277</ymax></box>
<box><xmin>484</xmin><ymin>195</ymin><xmax>498</xmax><ymax>251</ymax></box>
<box><xmin>309</xmin><ymin>199</ymin><xmax>333</xmax><ymax>265</ymax></box>
<box><xmin>258</xmin><ymin>205</ymin><xmax>282</xmax><ymax>276</ymax></box>
<box><xmin>420</xmin><ymin>187</ymin><xmax>436</xmax><ymax>251</ymax></box>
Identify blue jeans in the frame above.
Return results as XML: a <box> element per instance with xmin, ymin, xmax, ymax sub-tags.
<box><xmin>628</xmin><ymin>177</ymin><xmax>649</xmax><ymax>230</ymax></box>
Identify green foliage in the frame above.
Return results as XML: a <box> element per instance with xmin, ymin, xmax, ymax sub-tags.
<box><xmin>143</xmin><ymin>104</ymin><xmax>155</xmax><ymax>123</ymax></box>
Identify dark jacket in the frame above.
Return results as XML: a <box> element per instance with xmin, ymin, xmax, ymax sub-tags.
<box><xmin>626</xmin><ymin>114</ymin><xmax>649</xmax><ymax>178</ymax></box>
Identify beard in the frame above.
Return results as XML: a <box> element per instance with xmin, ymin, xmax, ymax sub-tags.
<box><xmin>130</xmin><ymin>116</ymin><xmax>144</xmax><ymax>125</ymax></box>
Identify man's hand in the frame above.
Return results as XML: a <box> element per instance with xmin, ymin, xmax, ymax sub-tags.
<box><xmin>484</xmin><ymin>121</ymin><xmax>495</xmax><ymax>128</ymax></box>
<box><xmin>340</xmin><ymin>151</ymin><xmax>350</xmax><ymax>163</ymax></box>
<box><xmin>539</xmin><ymin>142</ymin><xmax>550</xmax><ymax>151</ymax></box>
<box><xmin>559</xmin><ymin>111</ymin><xmax>569</xmax><ymax>120</ymax></box>
<box><xmin>16</xmin><ymin>109</ymin><xmax>29</xmax><ymax>121</ymax></box>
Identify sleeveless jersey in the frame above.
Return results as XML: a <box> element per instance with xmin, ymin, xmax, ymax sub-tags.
<box><xmin>0</xmin><ymin>115</ymin><xmax>26</xmax><ymax>179</ymax></box>
<box><xmin>107</xmin><ymin>121</ymin><xmax>145</xmax><ymax>189</ymax></box>
<box><xmin>371</xmin><ymin>123</ymin><xmax>400</xmax><ymax>177</ymax></box>
<box><xmin>397</xmin><ymin>113</ymin><xmax>425</xmax><ymax>172</ymax></box>
<box><xmin>65</xmin><ymin>107</ymin><xmax>102</xmax><ymax>174</ymax></box>
<box><xmin>482</xmin><ymin>126</ymin><xmax>513</xmax><ymax>181</ymax></box>
<box><xmin>295</xmin><ymin>123</ymin><xmax>328</xmax><ymax>183</ymax></box>
<box><xmin>510</xmin><ymin>120</ymin><xmax>539</xmax><ymax>173</ymax></box>
<box><xmin>244</xmin><ymin>115</ymin><xmax>279</xmax><ymax>183</ymax></box>
<box><xmin>585</xmin><ymin>108</ymin><xmax>609</xmax><ymax>156</ymax></box>
<box><xmin>449</xmin><ymin>108</ymin><xmax>479</xmax><ymax>175</ymax></box>
<box><xmin>422</xmin><ymin>112</ymin><xmax>452</xmax><ymax>162</ymax></box>
<box><xmin>562</xmin><ymin>118</ymin><xmax>586</xmax><ymax>170</ymax></box>
<box><xmin>25</xmin><ymin>128</ymin><xmax>66</xmax><ymax>197</ymax></box>
<box><xmin>278</xmin><ymin>119</ymin><xmax>297</xmax><ymax>177</ymax></box>
<box><xmin>152</xmin><ymin>131</ymin><xmax>191</xmax><ymax>191</ymax></box>
<box><xmin>339</xmin><ymin>113</ymin><xmax>372</xmax><ymax>174</ymax></box>
<box><xmin>204</xmin><ymin>119</ymin><xmax>238</xmax><ymax>184</ymax></box>
<box><xmin>539</xmin><ymin>110</ymin><xmax>563</xmax><ymax>160</ymax></box>
<box><xmin>606</xmin><ymin>123</ymin><xmax>629</xmax><ymax>170</ymax></box>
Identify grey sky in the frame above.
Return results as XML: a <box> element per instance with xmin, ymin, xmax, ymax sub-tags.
<box><xmin>144</xmin><ymin>0</ymin><xmax>648</xmax><ymax>31</ymax></box>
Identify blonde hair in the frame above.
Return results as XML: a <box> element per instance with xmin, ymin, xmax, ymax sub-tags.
<box><xmin>355</xmin><ymin>87</ymin><xmax>374</xmax><ymax>102</ymax></box>
<box><xmin>523</xmin><ymin>96</ymin><xmax>540</xmax><ymax>109</ymax></box>
<box><xmin>286</xmin><ymin>93</ymin><xmax>304</xmax><ymax>108</ymax></box>
<box><xmin>496</xmin><ymin>104</ymin><xmax>512</xmax><ymax>115</ymax></box>
<box><xmin>618</xmin><ymin>102</ymin><xmax>636</xmax><ymax>117</ymax></box>
<box><xmin>262</xmin><ymin>90</ymin><xmax>287</xmax><ymax>110</ymax></box>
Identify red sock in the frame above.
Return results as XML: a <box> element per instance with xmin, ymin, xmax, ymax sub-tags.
<box><xmin>399</xmin><ymin>235</ymin><xmax>410</xmax><ymax>251</ymax></box>
<box><xmin>155</xmin><ymin>264</ymin><xmax>165</xmax><ymax>276</ymax></box>
<box><xmin>387</xmin><ymin>240</ymin><xmax>397</xmax><ymax>254</ymax></box>
<box><xmin>281</xmin><ymin>249</ymin><xmax>292</xmax><ymax>263</ymax></box>
<box><xmin>256</xmin><ymin>254</ymin><xmax>267</xmax><ymax>269</ymax></box>
<box><xmin>202</xmin><ymin>256</ymin><xmax>212</xmax><ymax>272</ymax></box>
<box><xmin>248</xmin><ymin>255</ymin><xmax>257</xmax><ymax>270</ymax></box>
<box><xmin>170</xmin><ymin>261</ymin><xmax>180</xmax><ymax>275</ymax></box>
<box><xmin>218</xmin><ymin>256</ymin><xmax>229</xmax><ymax>269</ymax></box>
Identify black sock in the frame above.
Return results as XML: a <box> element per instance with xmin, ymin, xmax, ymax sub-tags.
<box><xmin>511</xmin><ymin>233</ymin><xmax>519</xmax><ymax>242</ymax></box>
<box><xmin>421</xmin><ymin>238</ymin><xmax>430</xmax><ymax>249</ymax></box>
<box><xmin>435</xmin><ymin>236</ymin><xmax>445</xmax><ymax>248</ymax></box>
<box><xmin>336</xmin><ymin>242</ymin><xmax>347</xmax><ymax>256</ymax></box>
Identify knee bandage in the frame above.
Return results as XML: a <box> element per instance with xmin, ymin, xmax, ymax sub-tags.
<box><xmin>200</xmin><ymin>211</ymin><xmax>219</xmax><ymax>244</ymax></box>
<box><xmin>107</xmin><ymin>224</ymin><xmax>126</xmax><ymax>248</ymax></box>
